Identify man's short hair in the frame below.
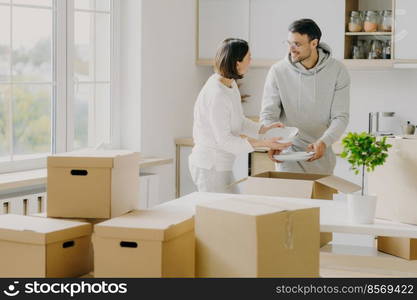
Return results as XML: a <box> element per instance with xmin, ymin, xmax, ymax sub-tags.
<box><xmin>288</xmin><ymin>19</ymin><xmax>322</xmax><ymax>43</ymax></box>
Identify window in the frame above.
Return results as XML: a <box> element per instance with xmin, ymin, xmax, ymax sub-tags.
<box><xmin>72</xmin><ymin>0</ymin><xmax>112</xmax><ymax>150</ymax></box>
<box><xmin>0</xmin><ymin>0</ymin><xmax>119</xmax><ymax>173</ymax></box>
<box><xmin>0</xmin><ymin>0</ymin><xmax>53</xmax><ymax>164</ymax></box>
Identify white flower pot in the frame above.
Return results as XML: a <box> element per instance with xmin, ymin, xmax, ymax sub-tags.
<box><xmin>347</xmin><ymin>194</ymin><xmax>378</xmax><ymax>224</ymax></box>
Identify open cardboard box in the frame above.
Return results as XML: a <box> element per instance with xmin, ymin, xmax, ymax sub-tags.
<box><xmin>233</xmin><ymin>171</ymin><xmax>361</xmax><ymax>247</ymax></box>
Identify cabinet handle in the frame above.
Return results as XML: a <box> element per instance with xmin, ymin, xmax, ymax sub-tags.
<box><xmin>120</xmin><ymin>241</ymin><xmax>138</xmax><ymax>248</ymax></box>
<box><xmin>71</xmin><ymin>170</ymin><xmax>88</xmax><ymax>176</ymax></box>
<box><xmin>63</xmin><ymin>241</ymin><xmax>75</xmax><ymax>248</ymax></box>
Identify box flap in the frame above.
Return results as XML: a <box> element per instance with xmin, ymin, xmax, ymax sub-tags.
<box><xmin>94</xmin><ymin>210</ymin><xmax>194</xmax><ymax>242</ymax></box>
<box><xmin>48</xmin><ymin>149</ymin><xmax>139</xmax><ymax>168</ymax></box>
<box><xmin>254</xmin><ymin>171</ymin><xmax>326</xmax><ymax>181</ymax></box>
<box><xmin>0</xmin><ymin>215</ymin><xmax>92</xmax><ymax>245</ymax></box>
<box><xmin>197</xmin><ymin>197</ymin><xmax>317</xmax><ymax>217</ymax></box>
<box><xmin>113</xmin><ymin>152</ymin><xmax>141</xmax><ymax>169</ymax></box>
<box><xmin>315</xmin><ymin>176</ymin><xmax>361</xmax><ymax>193</ymax></box>
<box><xmin>242</xmin><ymin>176</ymin><xmax>314</xmax><ymax>199</ymax></box>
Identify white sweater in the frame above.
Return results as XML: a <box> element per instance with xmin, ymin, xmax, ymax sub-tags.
<box><xmin>190</xmin><ymin>73</ymin><xmax>261</xmax><ymax>171</ymax></box>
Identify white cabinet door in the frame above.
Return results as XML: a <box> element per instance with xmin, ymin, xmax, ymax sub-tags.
<box><xmin>250</xmin><ymin>0</ymin><xmax>345</xmax><ymax>61</ymax></box>
<box><xmin>139</xmin><ymin>173</ymin><xmax>160</xmax><ymax>209</ymax></box>
<box><xmin>198</xmin><ymin>0</ymin><xmax>250</xmax><ymax>60</ymax></box>
<box><xmin>395</xmin><ymin>0</ymin><xmax>417</xmax><ymax>60</ymax></box>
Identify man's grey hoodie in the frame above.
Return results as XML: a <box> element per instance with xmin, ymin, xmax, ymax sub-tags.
<box><xmin>260</xmin><ymin>43</ymin><xmax>350</xmax><ymax>174</ymax></box>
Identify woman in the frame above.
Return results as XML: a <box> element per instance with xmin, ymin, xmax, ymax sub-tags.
<box><xmin>189</xmin><ymin>38</ymin><xmax>291</xmax><ymax>193</ymax></box>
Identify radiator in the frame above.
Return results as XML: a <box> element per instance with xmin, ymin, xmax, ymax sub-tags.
<box><xmin>0</xmin><ymin>191</ymin><xmax>47</xmax><ymax>216</ymax></box>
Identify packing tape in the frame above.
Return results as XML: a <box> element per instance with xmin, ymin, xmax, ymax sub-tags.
<box><xmin>284</xmin><ymin>213</ymin><xmax>294</xmax><ymax>250</ymax></box>
<box><xmin>224</xmin><ymin>198</ymin><xmax>296</xmax><ymax>249</ymax></box>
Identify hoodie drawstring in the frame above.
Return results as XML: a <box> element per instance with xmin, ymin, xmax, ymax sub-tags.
<box><xmin>298</xmin><ymin>72</ymin><xmax>302</xmax><ymax>113</ymax></box>
<box><xmin>313</xmin><ymin>69</ymin><xmax>317</xmax><ymax>103</ymax></box>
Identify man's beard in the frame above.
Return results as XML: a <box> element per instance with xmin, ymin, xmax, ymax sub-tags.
<box><xmin>291</xmin><ymin>50</ymin><xmax>311</xmax><ymax>64</ymax></box>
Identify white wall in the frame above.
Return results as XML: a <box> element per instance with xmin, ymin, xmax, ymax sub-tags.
<box><xmin>120</xmin><ymin>0</ymin><xmax>142</xmax><ymax>151</ymax></box>
<box><xmin>239</xmin><ymin>67</ymin><xmax>417</xmax><ymax>186</ymax></box>
<box><xmin>120</xmin><ymin>0</ymin><xmax>417</xmax><ymax>204</ymax></box>
<box><xmin>241</xmin><ymin>68</ymin><xmax>417</xmax><ymax>132</ymax></box>
<box><xmin>139</xmin><ymin>0</ymin><xmax>212</xmax><ymax>202</ymax></box>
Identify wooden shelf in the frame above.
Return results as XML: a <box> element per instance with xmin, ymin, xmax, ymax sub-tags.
<box><xmin>345</xmin><ymin>32</ymin><xmax>392</xmax><ymax>36</ymax></box>
<box><xmin>342</xmin><ymin>59</ymin><xmax>394</xmax><ymax>69</ymax></box>
<box><xmin>196</xmin><ymin>59</ymin><xmax>417</xmax><ymax>70</ymax></box>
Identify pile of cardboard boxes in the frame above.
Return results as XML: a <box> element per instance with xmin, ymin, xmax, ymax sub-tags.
<box><xmin>0</xmin><ymin>149</ymin><xmax>329</xmax><ymax>278</ymax></box>
<box><xmin>1</xmin><ymin>144</ymin><xmax>414</xmax><ymax>278</ymax></box>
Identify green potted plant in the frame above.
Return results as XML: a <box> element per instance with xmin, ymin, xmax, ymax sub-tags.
<box><xmin>341</xmin><ymin>132</ymin><xmax>392</xmax><ymax>224</ymax></box>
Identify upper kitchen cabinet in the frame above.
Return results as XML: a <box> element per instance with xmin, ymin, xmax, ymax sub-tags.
<box><xmin>250</xmin><ymin>0</ymin><xmax>345</xmax><ymax>62</ymax></box>
<box><xmin>344</xmin><ymin>0</ymin><xmax>394</xmax><ymax>68</ymax></box>
<box><xmin>394</xmin><ymin>0</ymin><xmax>417</xmax><ymax>61</ymax></box>
<box><xmin>197</xmin><ymin>0</ymin><xmax>250</xmax><ymax>63</ymax></box>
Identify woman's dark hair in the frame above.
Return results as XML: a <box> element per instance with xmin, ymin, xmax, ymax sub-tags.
<box><xmin>288</xmin><ymin>19</ymin><xmax>322</xmax><ymax>43</ymax></box>
<box><xmin>214</xmin><ymin>38</ymin><xmax>249</xmax><ymax>80</ymax></box>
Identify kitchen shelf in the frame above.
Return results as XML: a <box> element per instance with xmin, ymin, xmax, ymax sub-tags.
<box><xmin>344</xmin><ymin>0</ymin><xmax>394</xmax><ymax>61</ymax></box>
<box><xmin>345</xmin><ymin>32</ymin><xmax>392</xmax><ymax>36</ymax></box>
<box><xmin>342</xmin><ymin>59</ymin><xmax>393</xmax><ymax>69</ymax></box>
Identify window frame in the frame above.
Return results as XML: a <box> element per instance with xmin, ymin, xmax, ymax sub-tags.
<box><xmin>0</xmin><ymin>0</ymin><xmax>120</xmax><ymax>174</ymax></box>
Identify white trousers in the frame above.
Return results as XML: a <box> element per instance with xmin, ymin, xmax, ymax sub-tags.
<box><xmin>189</xmin><ymin>163</ymin><xmax>237</xmax><ymax>194</ymax></box>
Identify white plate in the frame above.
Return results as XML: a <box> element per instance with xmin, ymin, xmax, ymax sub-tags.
<box><xmin>274</xmin><ymin>152</ymin><xmax>315</xmax><ymax>162</ymax></box>
<box><xmin>263</xmin><ymin>127</ymin><xmax>299</xmax><ymax>142</ymax></box>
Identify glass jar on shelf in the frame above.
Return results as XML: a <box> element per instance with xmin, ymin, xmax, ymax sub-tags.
<box><xmin>348</xmin><ymin>11</ymin><xmax>363</xmax><ymax>32</ymax></box>
<box><xmin>369</xmin><ymin>40</ymin><xmax>383</xmax><ymax>59</ymax></box>
<box><xmin>352</xmin><ymin>45</ymin><xmax>360</xmax><ymax>59</ymax></box>
<box><xmin>380</xmin><ymin>10</ymin><xmax>392</xmax><ymax>32</ymax></box>
<box><xmin>364</xmin><ymin>11</ymin><xmax>379</xmax><ymax>32</ymax></box>
<box><xmin>357</xmin><ymin>40</ymin><xmax>366</xmax><ymax>59</ymax></box>
<box><xmin>382</xmin><ymin>40</ymin><xmax>391</xmax><ymax>59</ymax></box>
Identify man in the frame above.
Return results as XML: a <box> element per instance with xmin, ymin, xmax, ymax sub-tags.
<box><xmin>260</xmin><ymin>18</ymin><xmax>350</xmax><ymax>174</ymax></box>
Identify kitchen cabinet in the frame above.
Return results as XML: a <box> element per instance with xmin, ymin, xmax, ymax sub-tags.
<box><xmin>175</xmin><ymin>138</ymin><xmax>250</xmax><ymax>197</ymax></box>
<box><xmin>250</xmin><ymin>0</ymin><xmax>345</xmax><ymax>61</ymax></box>
<box><xmin>198</xmin><ymin>0</ymin><xmax>250</xmax><ymax>62</ymax></box>
<box><xmin>249</xmin><ymin>151</ymin><xmax>274</xmax><ymax>175</ymax></box>
<box><xmin>138</xmin><ymin>173</ymin><xmax>159</xmax><ymax>209</ymax></box>
<box><xmin>343</xmin><ymin>0</ymin><xmax>394</xmax><ymax>69</ymax></box>
<box><xmin>197</xmin><ymin>0</ymin><xmax>417</xmax><ymax>68</ymax></box>
<box><xmin>394</xmin><ymin>0</ymin><xmax>417</xmax><ymax>61</ymax></box>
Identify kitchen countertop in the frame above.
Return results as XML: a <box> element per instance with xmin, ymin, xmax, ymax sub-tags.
<box><xmin>0</xmin><ymin>155</ymin><xmax>173</xmax><ymax>192</ymax></box>
<box><xmin>175</xmin><ymin>137</ymin><xmax>343</xmax><ymax>154</ymax></box>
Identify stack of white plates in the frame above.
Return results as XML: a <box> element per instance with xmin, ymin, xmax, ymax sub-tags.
<box><xmin>273</xmin><ymin>151</ymin><xmax>315</xmax><ymax>162</ymax></box>
<box><xmin>263</xmin><ymin>127</ymin><xmax>299</xmax><ymax>143</ymax></box>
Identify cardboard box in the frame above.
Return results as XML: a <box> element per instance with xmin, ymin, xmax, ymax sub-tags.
<box><xmin>196</xmin><ymin>197</ymin><xmax>320</xmax><ymax>278</ymax></box>
<box><xmin>31</xmin><ymin>212</ymin><xmax>107</xmax><ymax>225</ymax></box>
<box><xmin>0</xmin><ymin>214</ymin><xmax>92</xmax><ymax>278</ymax></box>
<box><xmin>236</xmin><ymin>171</ymin><xmax>361</xmax><ymax>247</ymax></box>
<box><xmin>47</xmin><ymin>149</ymin><xmax>140</xmax><ymax>219</ymax></box>
<box><xmin>368</xmin><ymin>138</ymin><xmax>417</xmax><ymax>225</ymax></box>
<box><xmin>93</xmin><ymin>209</ymin><xmax>195</xmax><ymax>278</ymax></box>
<box><xmin>321</xmin><ymin>244</ymin><xmax>417</xmax><ymax>277</ymax></box>
<box><xmin>377</xmin><ymin>236</ymin><xmax>417</xmax><ymax>260</ymax></box>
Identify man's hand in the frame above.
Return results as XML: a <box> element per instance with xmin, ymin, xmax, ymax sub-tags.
<box><xmin>268</xmin><ymin>149</ymin><xmax>283</xmax><ymax>163</ymax></box>
<box><xmin>307</xmin><ymin>140</ymin><xmax>327</xmax><ymax>162</ymax></box>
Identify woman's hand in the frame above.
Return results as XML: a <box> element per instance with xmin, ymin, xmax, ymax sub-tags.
<box><xmin>258</xmin><ymin>122</ymin><xmax>285</xmax><ymax>134</ymax></box>
<box><xmin>247</xmin><ymin>136</ymin><xmax>291</xmax><ymax>151</ymax></box>
<box><xmin>263</xmin><ymin>137</ymin><xmax>292</xmax><ymax>151</ymax></box>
